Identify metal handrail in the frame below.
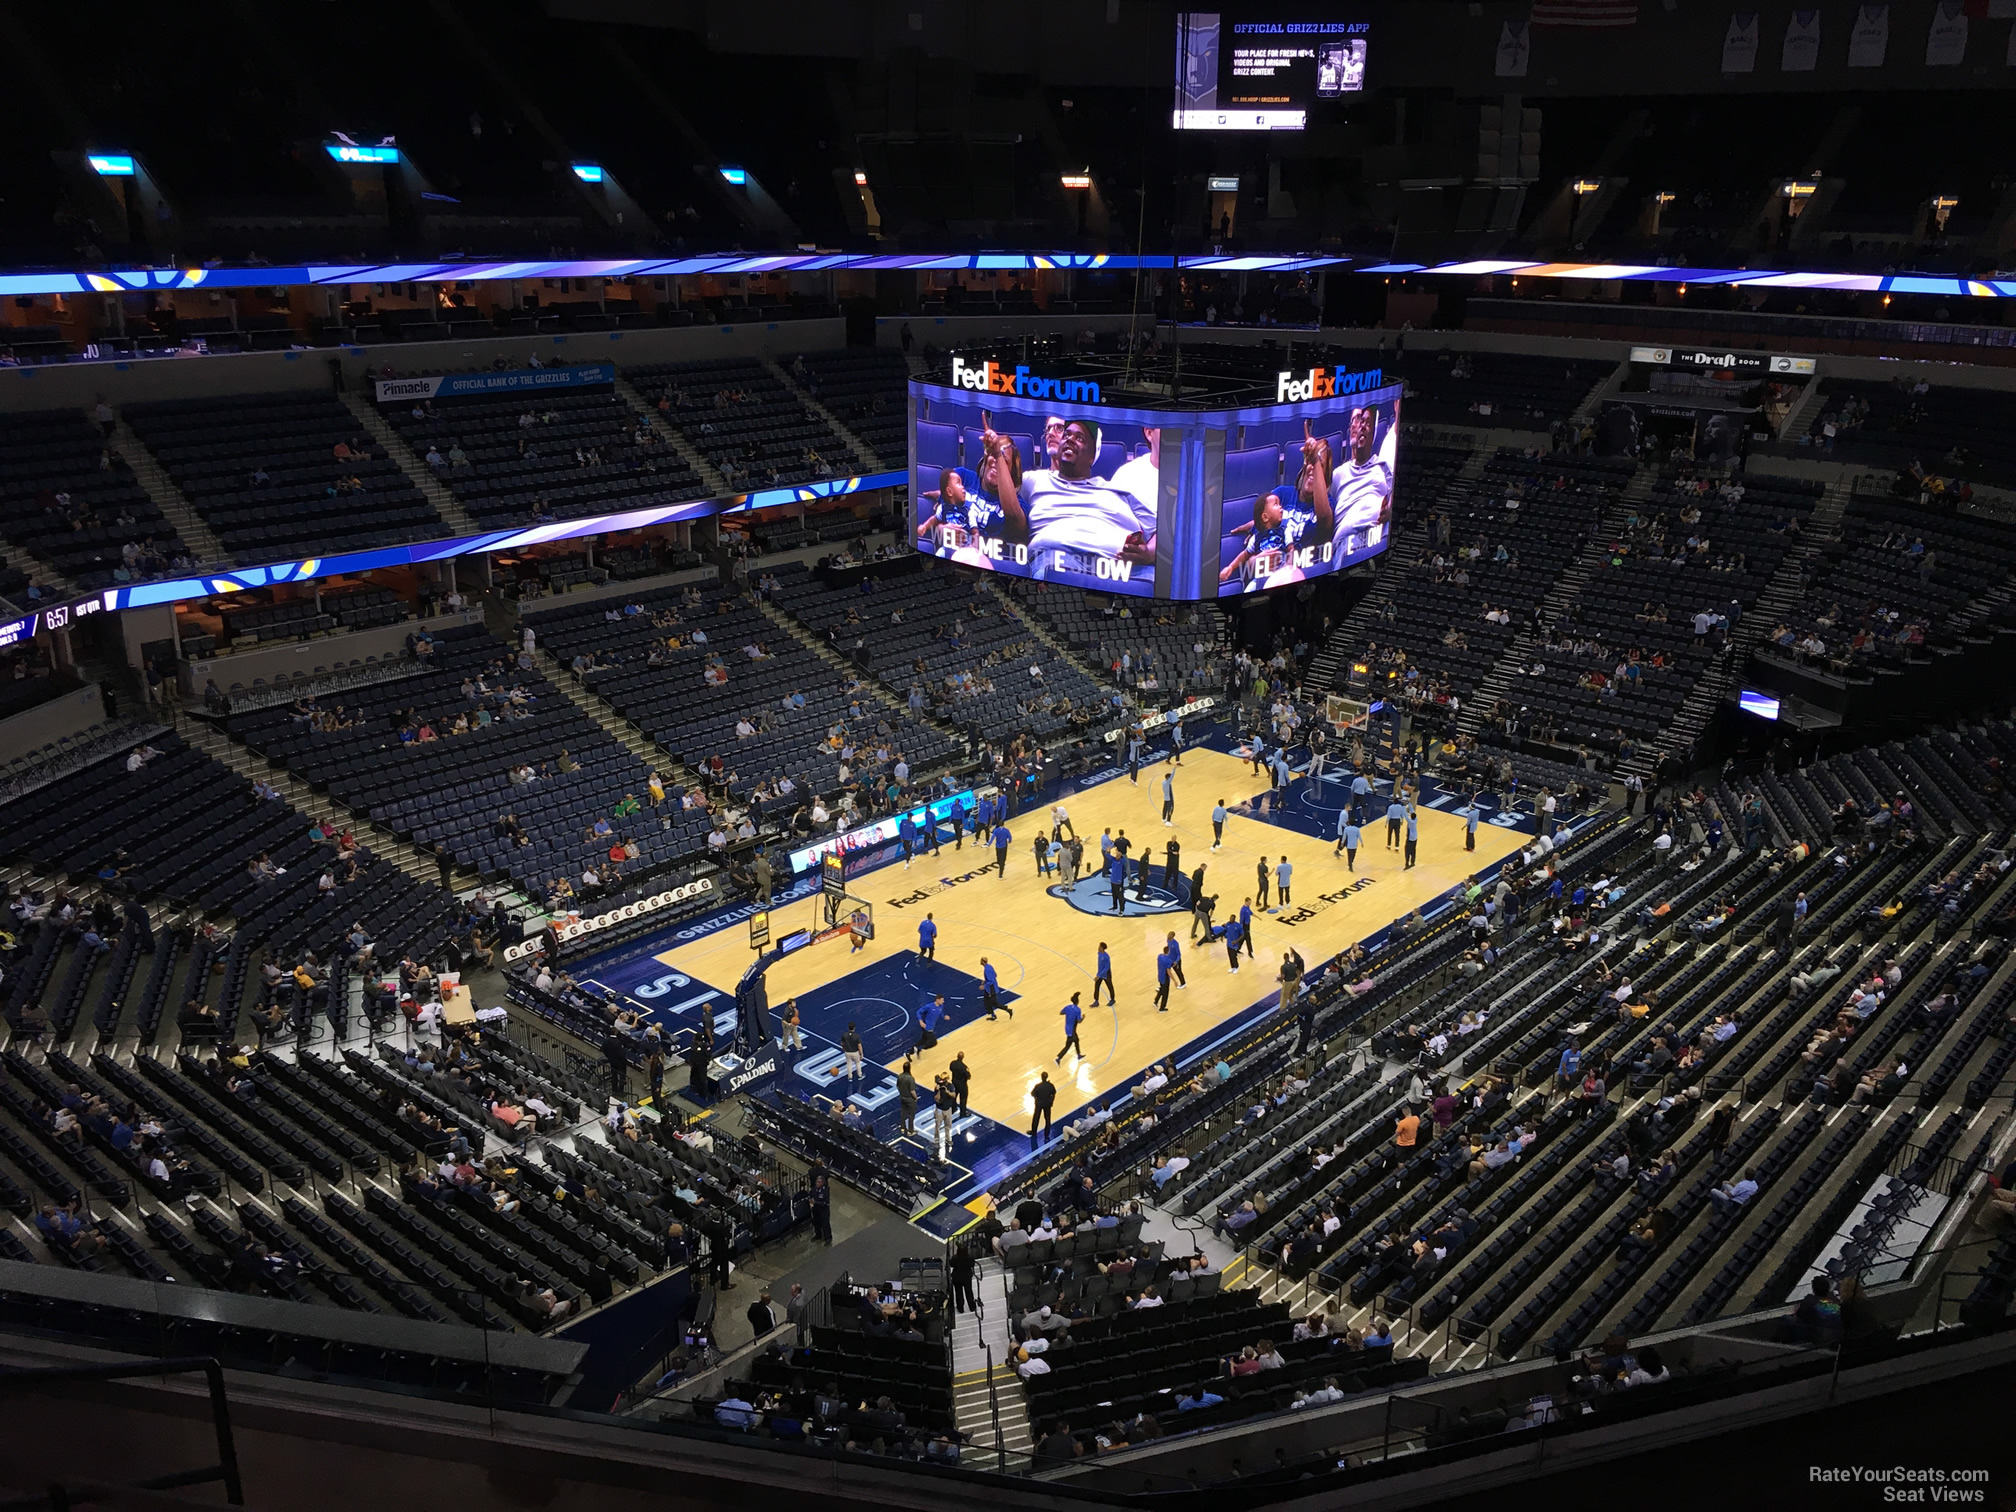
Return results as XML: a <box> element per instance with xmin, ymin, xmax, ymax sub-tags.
<box><xmin>0</xmin><ymin>1356</ymin><xmax>243</xmax><ymax>1509</ymax></box>
<box><xmin>983</xmin><ymin>1341</ymin><xmax>1006</xmax><ymax>1474</ymax></box>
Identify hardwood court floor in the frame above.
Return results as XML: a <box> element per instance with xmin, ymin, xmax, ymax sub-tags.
<box><xmin>650</xmin><ymin>750</ymin><xmax>1525</xmax><ymax>1130</ymax></box>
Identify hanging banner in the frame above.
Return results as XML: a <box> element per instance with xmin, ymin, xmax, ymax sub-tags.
<box><xmin>1495</xmin><ymin>17</ymin><xmax>1531</xmax><ymax>76</ymax></box>
<box><xmin>1781</xmin><ymin>8</ymin><xmax>1821</xmax><ymax>69</ymax></box>
<box><xmin>1847</xmin><ymin>3</ymin><xmax>1889</xmax><ymax>66</ymax></box>
<box><xmin>1925</xmin><ymin>0</ymin><xmax>1968</xmax><ymax>64</ymax></box>
<box><xmin>1722</xmin><ymin>10</ymin><xmax>1760</xmax><ymax>71</ymax></box>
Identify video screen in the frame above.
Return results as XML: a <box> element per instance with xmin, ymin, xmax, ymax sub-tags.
<box><xmin>1216</xmin><ymin>390</ymin><xmax>1398</xmax><ymax>596</ymax></box>
<box><xmin>911</xmin><ymin>389</ymin><xmax>1174</xmax><ymax>598</ymax></box>
<box><xmin>909</xmin><ymin>372</ymin><xmax>1400</xmax><ymax>600</ymax></box>
<box><xmin>1174</xmin><ymin>11</ymin><xmax>1370</xmax><ymax>131</ymax></box>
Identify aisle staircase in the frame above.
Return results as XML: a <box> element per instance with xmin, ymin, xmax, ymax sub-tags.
<box><xmin>1458</xmin><ymin>466</ymin><xmax>1649</xmax><ymax>739</ymax></box>
<box><xmin>750</xmin><ymin>595</ymin><xmax>921</xmax><ymax>726</ymax></box>
<box><xmin>987</xmin><ymin>584</ymin><xmax>1113</xmax><ymax>689</ymax></box>
<box><xmin>765</xmin><ymin>357</ymin><xmax>883</xmax><ymax>474</ymax></box>
<box><xmin>339</xmin><ymin>392</ymin><xmax>481</xmax><ymax>537</ymax></box>
<box><xmin>1776</xmin><ymin>379</ymin><xmax>1829</xmax><ymax>442</ymax></box>
<box><xmin>1620</xmin><ymin>471</ymin><xmax>1855</xmax><ymax>779</ymax></box>
<box><xmin>179</xmin><ymin>714</ymin><xmax>451</xmax><ymax>888</ymax></box>
<box><xmin>526</xmin><ymin>646</ymin><xmax>679</xmax><ymax>775</ymax></box>
<box><xmin>111</xmin><ymin>420</ymin><xmax>229</xmax><ymax>566</ymax></box>
<box><xmin>947</xmin><ymin>1263</ymin><xmax>1033</xmax><ymax>1464</ymax></box>
<box><xmin>1306</xmin><ymin>440</ymin><xmax>1490</xmax><ymax>692</ymax></box>
<box><xmin>615</xmin><ymin>373</ymin><xmax>728</xmax><ymax>493</ymax></box>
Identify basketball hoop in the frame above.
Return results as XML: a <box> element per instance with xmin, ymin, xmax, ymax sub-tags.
<box><xmin>1326</xmin><ymin>694</ymin><xmax>1372</xmax><ymax>738</ymax></box>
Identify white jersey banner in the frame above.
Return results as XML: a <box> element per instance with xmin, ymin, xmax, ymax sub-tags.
<box><xmin>1847</xmin><ymin>3</ymin><xmax>1889</xmax><ymax>66</ymax></box>
<box><xmin>1781</xmin><ymin>8</ymin><xmax>1821</xmax><ymax>69</ymax></box>
<box><xmin>1925</xmin><ymin>0</ymin><xmax>1968</xmax><ymax>65</ymax></box>
<box><xmin>1722</xmin><ymin>10</ymin><xmax>1760</xmax><ymax>71</ymax></box>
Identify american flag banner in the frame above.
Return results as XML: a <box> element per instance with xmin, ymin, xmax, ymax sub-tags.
<box><xmin>1530</xmin><ymin>0</ymin><xmax>1641</xmax><ymax>24</ymax></box>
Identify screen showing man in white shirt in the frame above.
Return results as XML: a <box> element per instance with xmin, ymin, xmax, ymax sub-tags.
<box><xmin>1329</xmin><ymin>403</ymin><xmax>1395</xmax><ymax>550</ymax></box>
<box><xmin>910</xmin><ymin>393</ymin><xmax>1167</xmax><ymax>595</ymax></box>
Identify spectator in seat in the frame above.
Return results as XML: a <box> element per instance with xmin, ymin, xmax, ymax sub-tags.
<box><xmin>1218</xmin><ymin>1199</ymin><xmax>1260</xmax><ymax>1241</ymax></box>
<box><xmin>1710</xmin><ymin>1170</ymin><xmax>1760</xmax><ymax>1212</ymax></box>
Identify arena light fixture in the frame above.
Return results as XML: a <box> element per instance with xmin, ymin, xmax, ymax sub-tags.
<box><xmin>719</xmin><ymin>166</ymin><xmax>748</xmax><ymax>185</ymax></box>
<box><xmin>571</xmin><ymin>164</ymin><xmax>605</xmax><ymax>183</ymax></box>
<box><xmin>88</xmin><ymin>154</ymin><xmax>136</xmax><ymax>177</ymax></box>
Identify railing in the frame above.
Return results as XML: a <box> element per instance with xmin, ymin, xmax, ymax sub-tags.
<box><xmin>1886</xmin><ymin>1140</ymin><xmax>1977</xmax><ymax>1198</ymax></box>
<box><xmin>0</xmin><ymin>1357</ymin><xmax>243</xmax><ymax>1509</ymax></box>
<box><xmin>1378</xmin><ymin>1389</ymin><xmax>1445</xmax><ymax>1465</ymax></box>
<box><xmin>982</xmin><ymin>1341</ymin><xmax>1006</xmax><ymax>1474</ymax></box>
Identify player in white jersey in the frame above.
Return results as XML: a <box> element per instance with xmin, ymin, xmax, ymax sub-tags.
<box><xmin>1328</xmin><ymin>404</ymin><xmax>1395</xmax><ymax>555</ymax></box>
<box><xmin>980</xmin><ymin>414</ymin><xmax>1155</xmax><ymax>584</ymax></box>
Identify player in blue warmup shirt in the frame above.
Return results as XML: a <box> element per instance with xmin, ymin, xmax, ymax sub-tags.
<box><xmin>1108</xmin><ymin>852</ymin><xmax>1128</xmax><ymax>914</ymax></box>
<box><xmin>1239</xmin><ymin>899</ymin><xmax>1256</xmax><ymax>959</ymax></box>
<box><xmin>1056</xmin><ymin>993</ymin><xmax>1085</xmax><ymax>1063</ymax></box>
<box><xmin>1222</xmin><ymin>914</ymin><xmax>1244</xmax><ymax>972</ymax></box>
<box><xmin>917</xmin><ymin>913</ymin><xmax>937</xmax><ymax>961</ymax></box>
<box><xmin>1093</xmin><ymin>943</ymin><xmax>1114</xmax><ymax>1005</ymax></box>
<box><xmin>980</xmin><ymin>957</ymin><xmax>1014</xmax><ymax>1020</ymax></box>
<box><xmin>993</xmin><ymin>822</ymin><xmax>1011</xmax><ymax>877</ymax></box>
<box><xmin>1211</xmin><ymin>801</ymin><xmax>1228</xmax><ymax>851</ymax></box>
<box><xmin>915</xmin><ymin>994</ymin><xmax>947</xmax><ymax>1052</ymax></box>
<box><xmin>1385</xmin><ymin>798</ymin><xmax>1407</xmax><ymax>850</ymax></box>
<box><xmin>1155</xmin><ymin>947</ymin><xmax>1174</xmax><ymax>1011</ymax></box>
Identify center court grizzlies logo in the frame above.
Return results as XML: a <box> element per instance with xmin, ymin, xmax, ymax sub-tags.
<box><xmin>1049</xmin><ymin>874</ymin><xmax>1188</xmax><ymax>918</ymax></box>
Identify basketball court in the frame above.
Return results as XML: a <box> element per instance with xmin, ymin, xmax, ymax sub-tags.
<box><xmin>575</xmin><ymin>733</ymin><xmax>1533</xmax><ymax>1198</ymax></box>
